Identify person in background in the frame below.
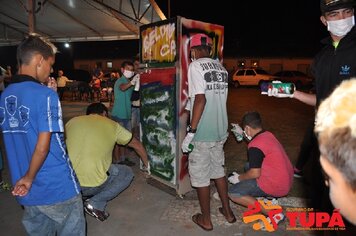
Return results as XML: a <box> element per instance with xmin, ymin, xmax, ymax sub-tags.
<box><xmin>56</xmin><ymin>69</ymin><xmax>72</xmax><ymax>100</ymax></box>
<box><xmin>89</xmin><ymin>75</ymin><xmax>101</xmax><ymax>102</ymax></box>
<box><xmin>228</xmin><ymin>111</ymin><xmax>293</xmax><ymax>229</ymax></box>
<box><xmin>111</xmin><ymin>61</ymin><xmax>138</xmax><ymax>165</ymax></box>
<box><xmin>0</xmin><ymin>34</ymin><xmax>85</xmax><ymax>235</ymax></box>
<box><xmin>315</xmin><ymin>79</ymin><xmax>356</xmax><ymax>226</ymax></box>
<box><xmin>65</xmin><ymin>102</ymin><xmax>150</xmax><ymax>222</ymax></box>
<box><xmin>106</xmin><ymin>72</ymin><xmax>117</xmax><ymax>104</ymax></box>
<box><xmin>182</xmin><ymin>33</ymin><xmax>235</xmax><ymax>231</ymax></box>
<box><xmin>131</xmin><ymin>56</ymin><xmax>141</xmax><ymax>139</ymax></box>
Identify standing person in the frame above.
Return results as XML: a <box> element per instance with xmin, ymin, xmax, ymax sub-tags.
<box><xmin>65</xmin><ymin>102</ymin><xmax>150</xmax><ymax>222</ymax></box>
<box><xmin>0</xmin><ymin>34</ymin><xmax>85</xmax><ymax>235</ymax></box>
<box><xmin>181</xmin><ymin>33</ymin><xmax>235</xmax><ymax>231</ymax></box>
<box><xmin>56</xmin><ymin>69</ymin><xmax>72</xmax><ymax>100</ymax></box>
<box><xmin>111</xmin><ymin>61</ymin><xmax>138</xmax><ymax>165</ymax></box>
<box><xmin>289</xmin><ymin>0</ymin><xmax>356</xmax><ymax>211</ymax></box>
<box><xmin>131</xmin><ymin>56</ymin><xmax>141</xmax><ymax>139</ymax></box>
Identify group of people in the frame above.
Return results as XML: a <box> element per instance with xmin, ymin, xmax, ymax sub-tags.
<box><xmin>181</xmin><ymin>0</ymin><xmax>356</xmax><ymax>232</ymax></box>
<box><xmin>181</xmin><ymin>33</ymin><xmax>293</xmax><ymax>231</ymax></box>
<box><xmin>0</xmin><ymin>34</ymin><xmax>149</xmax><ymax>235</ymax></box>
<box><xmin>1</xmin><ymin>0</ymin><xmax>356</xmax><ymax>235</ymax></box>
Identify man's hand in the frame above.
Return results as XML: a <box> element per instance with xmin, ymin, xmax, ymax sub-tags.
<box><xmin>181</xmin><ymin>132</ymin><xmax>195</xmax><ymax>153</ymax></box>
<box><xmin>130</xmin><ymin>74</ymin><xmax>139</xmax><ymax>86</ymax></box>
<box><xmin>12</xmin><ymin>175</ymin><xmax>33</xmax><ymax>197</ymax></box>
<box><xmin>228</xmin><ymin>172</ymin><xmax>240</xmax><ymax>184</ymax></box>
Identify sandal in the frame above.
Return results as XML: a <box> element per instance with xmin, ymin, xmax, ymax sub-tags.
<box><xmin>191</xmin><ymin>213</ymin><xmax>213</xmax><ymax>231</ymax></box>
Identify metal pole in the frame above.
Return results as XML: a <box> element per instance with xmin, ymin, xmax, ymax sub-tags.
<box><xmin>28</xmin><ymin>0</ymin><xmax>35</xmax><ymax>33</ymax></box>
<box><xmin>168</xmin><ymin>0</ymin><xmax>170</xmax><ymax>19</ymax></box>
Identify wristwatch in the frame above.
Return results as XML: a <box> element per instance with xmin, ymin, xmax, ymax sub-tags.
<box><xmin>187</xmin><ymin>125</ymin><xmax>197</xmax><ymax>133</ymax></box>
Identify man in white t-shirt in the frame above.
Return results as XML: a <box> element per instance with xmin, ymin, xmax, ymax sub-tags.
<box><xmin>181</xmin><ymin>34</ymin><xmax>235</xmax><ymax>231</ymax></box>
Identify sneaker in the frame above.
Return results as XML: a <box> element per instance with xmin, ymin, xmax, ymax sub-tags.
<box><xmin>84</xmin><ymin>201</ymin><xmax>109</xmax><ymax>222</ymax></box>
<box><xmin>259</xmin><ymin>213</ymin><xmax>285</xmax><ymax>231</ymax></box>
<box><xmin>293</xmin><ymin>167</ymin><xmax>303</xmax><ymax>178</ymax></box>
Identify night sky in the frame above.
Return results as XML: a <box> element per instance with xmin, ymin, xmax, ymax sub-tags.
<box><xmin>155</xmin><ymin>0</ymin><xmax>328</xmax><ymax>57</ymax></box>
<box><xmin>0</xmin><ymin>0</ymin><xmax>330</xmax><ymax>70</ymax></box>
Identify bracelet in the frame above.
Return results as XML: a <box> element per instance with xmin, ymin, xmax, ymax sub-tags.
<box><xmin>187</xmin><ymin>125</ymin><xmax>197</xmax><ymax>133</ymax></box>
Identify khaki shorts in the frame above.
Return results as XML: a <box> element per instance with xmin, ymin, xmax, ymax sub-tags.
<box><xmin>188</xmin><ymin>139</ymin><xmax>226</xmax><ymax>187</ymax></box>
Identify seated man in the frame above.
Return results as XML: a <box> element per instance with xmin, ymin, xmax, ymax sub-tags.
<box><xmin>228</xmin><ymin>111</ymin><xmax>293</xmax><ymax>225</ymax></box>
<box><xmin>315</xmin><ymin>79</ymin><xmax>356</xmax><ymax>225</ymax></box>
<box><xmin>65</xmin><ymin>103</ymin><xmax>150</xmax><ymax>222</ymax></box>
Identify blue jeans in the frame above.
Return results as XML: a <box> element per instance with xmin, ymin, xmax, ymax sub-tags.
<box><xmin>131</xmin><ymin>107</ymin><xmax>140</xmax><ymax>129</ymax></box>
<box><xmin>112</xmin><ymin>117</ymin><xmax>132</xmax><ymax>131</ymax></box>
<box><xmin>81</xmin><ymin>164</ymin><xmax>134</xmax><ymax>211</ymax></box>
<box><xmin>22</xmin><ymin>194</ymin><xmax>85</xmax><ymax>236</ymax></box>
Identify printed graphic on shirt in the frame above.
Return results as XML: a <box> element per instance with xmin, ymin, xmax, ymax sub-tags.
<box><xmin>198</xmin><ymin>61</ymin><xmax>228</xmax><ymax>93</ymax></box>
<box><xmin>340</xmin><ymin>65</ymin><xmax>351</xmax><ymax>75</ymax></box>
<box><xmin>1</xmin><ymin>95</ymin><xmax>30</xmax><ymax>130</ymax></box>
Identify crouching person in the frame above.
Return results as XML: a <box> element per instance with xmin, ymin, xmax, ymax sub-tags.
<box><xmin>65</xmin><ymin>102</ymin><xmax>150</xmax><ymax>221</ymax></box>
<box><xmin>228</xmin><ymin>111</ymin><xmax>293</xmax><ymax>228</ymax></box>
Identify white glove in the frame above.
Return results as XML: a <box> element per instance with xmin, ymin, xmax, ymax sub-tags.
<box><xmin>231</xmin><ymin>123</ymin><xmax>244</xmax><ymax>142</ymax></box>
<box><xmin>130</xmin><ymin>74</ymin><xmax>139</xmax><ymax>86</ymax></box>
<box><xmin>181</xmin><ymin>132</ymin><xmax>195</xmax><ymax>153</ymax></box>
<box><xmin>143</xmin><ymin>162</ymin><xmax>151</xmax><ymax>175</ymax></box>
<box><xmin>228</xmin><ymin>172</ymin><xmax>240</xmax><ymax>184</ymax></box>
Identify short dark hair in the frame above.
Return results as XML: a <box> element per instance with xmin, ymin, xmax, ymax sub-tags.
<box><xmin>121</xmin><ymin>61</ymin><xmax>134</xmax><ymax>69</ymax></box>
<box><xmin>17</xmin><ymin>33</ymin><xmax>57</xmax><ymax>66</ymax></box>
<box><xmin>86</xmin><ymin>102</ymin><xmax>108</xmax><ymax>115</ymax></box>
<box><xmin>242</xmin><ymin>111</ymin><xmax>262</xmax><ymax>129</ymax></box>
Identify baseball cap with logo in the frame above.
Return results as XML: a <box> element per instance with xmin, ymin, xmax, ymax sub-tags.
<box><xmin>320</xmin><ymin>0</ymin><xmax>356</xmax><ymax>13</ymax></box>
<box><xmin>189</xmin><ymin>33</ymin><xmax>212</xmax><ymax>48</ymax></box>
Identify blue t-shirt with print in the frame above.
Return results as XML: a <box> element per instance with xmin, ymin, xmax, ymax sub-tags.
<box><xmin>0</xmin><ymin>75</ymin><xmax>80</xmax><ymax>206</ymax></box>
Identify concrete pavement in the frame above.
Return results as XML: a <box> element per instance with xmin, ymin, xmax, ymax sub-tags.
<box><xmin>0</xmin><ymin>88</ymin><xmax>329</xmax><ymax>235</ymax></box>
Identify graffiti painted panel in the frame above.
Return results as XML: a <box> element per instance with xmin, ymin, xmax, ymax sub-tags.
<box><xmin>140</xmin><ymin>19</ymin><xmax>177</xmax><ymax>64</ymax></box>
<box><xmin>140</xmin><ymin>68</ymin><xmax>176</xmax><ymax>184</ymax></box>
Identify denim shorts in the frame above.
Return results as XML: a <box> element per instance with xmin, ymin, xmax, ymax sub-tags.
<box><xmin>228</xmin><ymin>179</ymin><xmax>269</xmax><ymax>198</ymax></box>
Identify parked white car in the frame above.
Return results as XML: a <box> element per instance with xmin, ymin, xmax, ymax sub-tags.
<box><xmin>232</xmin><ymin>68</ymin><xmax>279</xmax><ymax>88</ymax></box>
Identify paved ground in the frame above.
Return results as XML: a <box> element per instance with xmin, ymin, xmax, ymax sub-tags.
<box><xmin>0</xmin><ymin>87</ymin><xmax>342</xmax><ymax>236</ymax></box>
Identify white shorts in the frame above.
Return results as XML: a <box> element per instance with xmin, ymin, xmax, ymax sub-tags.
<box><xmin>188</xmin><ymin>139</ymin><xmax>226</xmax><ymax>187</ymax></box>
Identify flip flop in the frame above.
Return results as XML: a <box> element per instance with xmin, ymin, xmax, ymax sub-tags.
<box><xmin>191</xmin><ymin>213</ymin><xmax>213</xmax><ymax>231</ymax></box>
<box><xmin>218</xmin><ymin>207</ymin><xmax>237</xmax><ymax>223</ymax></box>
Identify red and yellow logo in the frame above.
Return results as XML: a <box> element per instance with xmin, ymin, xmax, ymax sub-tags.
<box><xmin>243</xmin><ymin>200</ymin><xmax>346</xmax><ymax>232</ymax></box>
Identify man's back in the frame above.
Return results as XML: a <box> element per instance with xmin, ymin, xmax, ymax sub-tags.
<box><xmin>188</xmin><ymin>57</ymin><xmax>229</xmax><ymax>142</ymax></box>
<box><xmin>0</xmin><ymin>76</ymin><xmax>80</xmax><ymax>205</ymax></box>
<box><xmin>65</xmin><ymin>114</ymin><xmax>132</xmax><ymax>187</ymax></box>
